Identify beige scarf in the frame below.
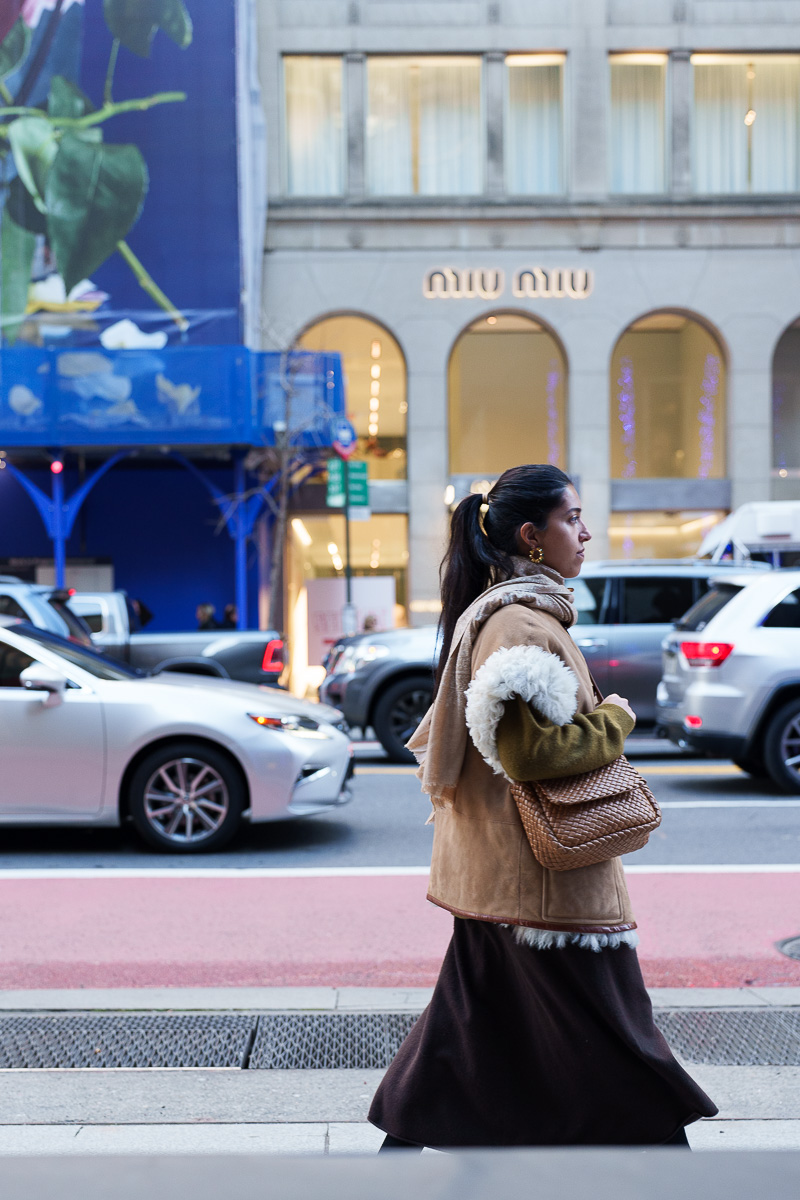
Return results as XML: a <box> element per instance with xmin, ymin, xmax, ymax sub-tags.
<box><xmin>407</xmin><ymin>558</ymin><xmax>576</xmax><ymax>809</ymax></box>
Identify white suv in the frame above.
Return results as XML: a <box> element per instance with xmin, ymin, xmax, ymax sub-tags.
<box><xmin>658</xmin><ymin>569</ymin><xmax>800</xmax><ymax>790</ymax></box>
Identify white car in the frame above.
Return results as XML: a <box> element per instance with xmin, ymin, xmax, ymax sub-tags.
<box><xmin>657</xmin><ymin>569</ymin><xmax>800</xmax><ymax>790</ymax></box>
<box><xmin>0</xmin><ymin>619</ymin><xmax>353</xmax><ymax>852</ymax></box>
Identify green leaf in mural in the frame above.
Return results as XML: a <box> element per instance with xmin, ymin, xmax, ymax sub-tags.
<box><xmin>0</xmin><ymin>17</ymin><xmax>31</xmax><ymax>82</ymax></box>
<box><xmin>48</xmin><ymin>74</ymin><xmax>95</xmax><ymax>120</ymax></box>
<box><xmin>1</xmin><ymin>211</ymin><xmax>36</xmax><ymax>345</ymax></box>
<box><xmin>103</xmin><ymin>0</ymin><xmax>192</xmax><ymax>59</ymax></box>
<box><xmin>7</xmin><ymin>174</ymin><xmax>47</xmax><ymax>236</ymax></box>
<box><xmin>46</xmin><ymin>135</ymin><xmax>148</xmax><ymax>293</ymax></box>
<box><xmin>8</xmin><ymin>116</ymin><xmax>58</xmax><ymax>215</ymax></box>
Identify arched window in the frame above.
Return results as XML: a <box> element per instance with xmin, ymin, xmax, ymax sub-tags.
<box><xmin>298</xmin><ymin>315</ymin><xmax>407</xmax><ymax>480</ymax></box>
<box><xmin>610</xmin><ymin>311</ymin><xmax>726</xmax><ymax>480</ymax></box>
<box><xmin>773</xmin><ymin>320</ymin><xmax>800</xmax><ymax>497</ymax></box>
<box><xmin>448</xmin><ymin>312</ymin><xmax>567</xmax><ymax>475</ymax></box>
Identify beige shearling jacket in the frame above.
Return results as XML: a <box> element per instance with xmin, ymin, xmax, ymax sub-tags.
<box><xmin>426</xmin><ymin>602</ymin><xmax>639</xmax><ymax>950</ymax></box>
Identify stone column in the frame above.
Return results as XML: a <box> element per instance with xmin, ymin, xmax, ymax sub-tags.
<box><xmin>723</xmin><ymin>317</ymin><xmax>776</xmax><ymax>511</ymax></box>
<box><xmin>568</xmin><ymin>2</ymin><xmax>608</xmax><ymax>198</ymax></box>
<box><xmin>670</xmin><ymin>49</ymin><xmax>692</xmax><ymax>196</ymax></box>
<box><xmin>565</xmin><ymin>320</ymin><xmax>616</xmax><ymax>558</ymax></box>
<box><xmin>402</xmin><ymin>318</ymin><xmax>453</xmax><ymax>626</ymax></box>
<box><xmin>345</xmin><ymin>53</ymin><xmax>366</xmax><ymax>198</ymax></box>
<box><xmin>484</xmin><ymin>52</ymin><xmax>506</xmax><ymax>198</ymax></box>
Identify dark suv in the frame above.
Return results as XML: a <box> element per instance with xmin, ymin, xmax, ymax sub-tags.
<box><xmin>320</xmin><ymin>560</ymin><xmax>769</xmax><ymax>761</ymax></box>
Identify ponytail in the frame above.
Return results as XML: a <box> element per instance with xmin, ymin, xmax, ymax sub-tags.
<box><xmin>435</xmin><ymin>464</ymin><xmax>572</xmax><ymax>690</ymax></box>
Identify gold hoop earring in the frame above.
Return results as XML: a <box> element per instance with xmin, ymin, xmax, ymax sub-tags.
<box><xmin>529</xmin><ymin>546</ymin><xmax>544</xmax><ymax>564</ymax></box>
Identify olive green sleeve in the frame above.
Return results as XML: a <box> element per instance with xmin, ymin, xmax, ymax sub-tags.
<box><xmin>496</xmin><ymin>696</ymin><xmax>636</xmax><ymax>782</ymax></box>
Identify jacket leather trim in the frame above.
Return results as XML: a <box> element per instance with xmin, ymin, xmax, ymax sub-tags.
<box><xmin>427</xmin><ymin>892</ymin><xmax>637</xmax><ymax>935</ymax></box>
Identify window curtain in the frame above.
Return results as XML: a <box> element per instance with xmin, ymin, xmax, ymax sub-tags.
<box><xmin>367</xmin><ymin>59</ymin><xmax>413</xmax><ymax>194</ymax></box>
<box><xmin>284</xmin><ymin>57</ymin><xmax>343</xmax><ymax>195</ymax></box>
<box><xmin>506</xmin><ymin>63</ymin><xmax>563</xmax><ymax>194</ymax></box>
<box><xmin>609</xmin><ymin>62</ymin><xmax>666</xmax><ymax>193</ymax></box>
<box><xmin>366</xmin><ymin>58</ymin><xmax>481</xmax><ymax>195</ymax></box>
<box><xmin>752</xmin><ymin>59</ymin><xmax>800</xmax><ymax>192</ymax></box>
<box><xmin>693</xmin><ymin>63</ymin><xmax>749</xmax><ymax>193</ymax></box>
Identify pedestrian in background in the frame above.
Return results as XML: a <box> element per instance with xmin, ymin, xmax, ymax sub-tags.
<box><xmin>195</xmin><ymin>603</ymin><xmax>220</xmax><ymax>631</ymax></box>
<box><xmin>221</xmin><ymin>604</ymin><xmax>238</xmax><ymax>628</ymax></box>
<box><xmin>370</xmin><ymin>463</ymin><xmax>717</xmax><ymax>1151</ymax></box>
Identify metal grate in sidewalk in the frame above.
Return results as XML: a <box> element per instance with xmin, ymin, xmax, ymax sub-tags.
<box><xmin>248</xmin><ymin>1012</ymin><xmax>418</xmax><ymax>1070</ymax></box>
<box><xmin>0</xmin><ymin>1014</ymin><xmax>254</xmax><ymax>1069</ymax></box>
<box><xmin>0</xmin><ymin>1008</ymin><xmax>799</xmax><ymax>1069</ymax></box>
<box><xmin>655</xmin><ymin>1008</ymin><xmax>800</xmax><ymax>1067</ymax></box>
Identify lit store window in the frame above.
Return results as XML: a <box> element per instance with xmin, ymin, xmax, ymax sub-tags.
<box><xmin>692</xmin><ymin>54</ymin><xmax>800</xmax><ymax>193</ymax></box>
<box><xmin>610</xmin><ymin>512</ymin><xmax>726</xmax><ymax>560</ymax></box>
<box><xmin>299</xmin><ymin>315</ymin><xmax>407</xmax><ymax>481</ymax></box>
<box><xmin>610</xmin><ymin>312</ymin><xmax>726</xmax><ymax>481</ymax></box>
<box><xmin>773</xmin><ymin>321</ymin><xmax>800</xmax><ymax>498</ymax></box>
<box><xmin>366</xmin><ymin>56</ymin><xmax>482</xmax><ymax>195</ymax></box>
<box><xmin>286</xmin><ymin>514</ymin><xmax>409</xmax><ymax>696</ymax></box>
<box><xmin>449</xmin><ymin>313</ymin><xmax>567</xmax><ymax>475</ymax></box>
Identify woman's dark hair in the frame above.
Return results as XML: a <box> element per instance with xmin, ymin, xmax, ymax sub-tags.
<box><xmin>435</xmin><ymin>464</ymin><xmax>573</xmax><ymax>688</ymax></box>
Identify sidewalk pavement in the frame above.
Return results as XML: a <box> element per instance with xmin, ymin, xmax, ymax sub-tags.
<box><xmin>1</xmin><ymin>986</ymin><xmax>799</xmax><ymax>1156</ymax></box>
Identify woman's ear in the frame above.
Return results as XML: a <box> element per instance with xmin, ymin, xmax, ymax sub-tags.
<box><xmin>517</xmin><ymin>521</ymin><xmax>538</xmax><ymax>555</ymax></box>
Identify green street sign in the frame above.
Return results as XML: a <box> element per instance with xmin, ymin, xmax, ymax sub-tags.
<box><xmin>327</xmin><ymin>457</ymin><xmax>345</xmax><ymax>507</ymax></box>
<box><xmin>346</xmin><ymin>460</ymin><xmax>369</xmax><ymax>506</ymax></box>
<box><xmin>326</xmin><ymin>458</ymin><xmax>369</xmax><ymax>507</ymax></box>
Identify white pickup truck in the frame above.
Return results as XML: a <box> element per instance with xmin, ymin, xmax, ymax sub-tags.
<box><xmin>68</xmin><ymin>592</ymin><xmax>285</xmax><ymax>685</ymax></box>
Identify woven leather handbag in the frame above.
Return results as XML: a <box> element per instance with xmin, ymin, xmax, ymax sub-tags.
<box><xmin>510</xmin><ymin>755</ymin><xmax>661</xmax><ymax>872</ymax></box>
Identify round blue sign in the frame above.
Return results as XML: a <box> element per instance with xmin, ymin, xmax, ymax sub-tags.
<box><xmin>332</xmin><ymin>418</ymin><xmax>357</xmax><ymax>459</ymax></box>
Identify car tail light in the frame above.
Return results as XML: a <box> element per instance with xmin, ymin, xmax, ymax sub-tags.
<box><xmin>261</xmin><ymin>638</ymin><xmax>284</xmax><ymax>674</ymax></box>
<box><xmin>680</xmin><ymin>641</ymin><xmax>734</xmax><ymax>667</ymax></box>
<box><xmin>684</xmin><ymin>715</ymin><xmax>703</xmax><ymax>729</ymax></box>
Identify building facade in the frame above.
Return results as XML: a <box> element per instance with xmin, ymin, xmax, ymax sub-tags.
<box><xmin>259</xmin><ymin>0</ymin><xmax>800</xmax><ymax>680</ymax></box>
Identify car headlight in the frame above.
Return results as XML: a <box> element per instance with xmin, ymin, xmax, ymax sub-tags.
<box><xmin>332</xmin><ymin>643</ymin><xmax>390</xmax><ymax>676</ymax></box>
<box><xmin>248</xmin><ymin>713</ymin><xmax>331</xmax><ymax>739</ymax></box>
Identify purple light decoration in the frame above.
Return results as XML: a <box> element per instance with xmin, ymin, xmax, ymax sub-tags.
<box><xmin>546</xmin><ymin>359</ymin><xmax>561</xmax><ymax>465</ymax></box>
<box><xmin>617</xmin><ymin>355</ymin><xmax>636</xmax><ymax>478</ymax></box>
<box><xmin>697</xmin><ymin>354</ymin><xmax>720</xmax><ymax>479</ymax></box>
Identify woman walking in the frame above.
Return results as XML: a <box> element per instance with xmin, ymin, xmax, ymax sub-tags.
<box><xmin>369</xmin><ymin>464</ymin><xmax>716</xmax><ymax>1151</ymax></box>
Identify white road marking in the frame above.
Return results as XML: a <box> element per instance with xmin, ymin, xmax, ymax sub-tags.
<box><xmin>0</xmin><ymin>864</ymin><xmax>798</xmax><ymax>879</ymax></box>
<box><xmin>660</xmin><ymin>799</ymin><xmax>800</xmax><ymax>808</ymax></box>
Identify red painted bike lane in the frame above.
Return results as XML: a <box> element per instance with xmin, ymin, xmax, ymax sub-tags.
<box><xmin>0</xmin><ymin>870</ymin><xmax>798</xmax><ymax>990</ymax></box>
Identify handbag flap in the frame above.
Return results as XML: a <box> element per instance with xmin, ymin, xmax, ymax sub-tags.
<box><xmin>533</xmin><ymin>754</ymin><xmax>645</xmax><ymax>805</ymax></box>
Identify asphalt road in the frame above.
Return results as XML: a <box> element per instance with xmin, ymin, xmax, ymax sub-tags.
<box><xmin>0</xmin><ymin>743</ymin><xmax>798</xmax><ymax>869</ymax></box>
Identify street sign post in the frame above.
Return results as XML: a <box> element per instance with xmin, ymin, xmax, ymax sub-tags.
<box><xmin>326</xmin><ymin>450</ymin><xmax>370</xmax><ymax>624</ymax></box>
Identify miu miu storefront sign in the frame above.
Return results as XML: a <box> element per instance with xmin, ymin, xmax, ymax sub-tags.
<box><xmin>423</xmin><ymin>267</ymin><xmax>594</xmax><ymax>300</ymax></box>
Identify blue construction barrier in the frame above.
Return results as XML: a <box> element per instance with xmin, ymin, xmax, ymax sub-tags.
<box><xmin>0</xmin><ymin>348</ymin><xmax>344</xmax><ymax>449</ymax></box>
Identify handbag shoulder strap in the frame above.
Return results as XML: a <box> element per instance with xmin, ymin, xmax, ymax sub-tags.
<box><xmin>586</xmin><ymin>668</ymin><xmax>605</xmax><ymax>705</ymax></box>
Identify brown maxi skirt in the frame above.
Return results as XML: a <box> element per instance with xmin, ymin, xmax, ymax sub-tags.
<box><xmin>369</xmin><ymin>918</ymin><xmax>717</xmax><ymax>1148</ymax></box>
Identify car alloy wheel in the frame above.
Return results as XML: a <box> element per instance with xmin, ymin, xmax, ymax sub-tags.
<box><xmin>778</xmin><ymin>716</ymin><xmax>800</xmax><ymax>789</ymax></box>
<box><xmin>127</xmin><ymin>741</ymin><xmax>245</xmax><ymax>852</ymax></box>
<box><xmin>143</xmin><ymin>757</ymin><xmax>230</xmax><ymax>845</ymax></box>
<box><xmin>389</xmin><ymin>689</ymin><xmax>431</xmax><ymax>744</ymax></box>
<box><xmin>763</xmin><ymin>699</ymin><xmax>800</xmax><ymax>794</ymax></box>
<box><xmin>372</xmin><ymin>675</ymin><xmax>433</xmax><ymax>762</ymax></box>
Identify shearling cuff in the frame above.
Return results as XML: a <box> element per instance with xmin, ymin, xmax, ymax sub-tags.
<box><xmin>465</xmin><ymin>644</ymin><xmax>578</xmax><ymax>776</ymax></box>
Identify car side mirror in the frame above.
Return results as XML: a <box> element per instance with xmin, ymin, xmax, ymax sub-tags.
<box><xmin>19</xmin><ymin>662</ymin><xmax>68</xmax><ymax>708</ymax></box>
